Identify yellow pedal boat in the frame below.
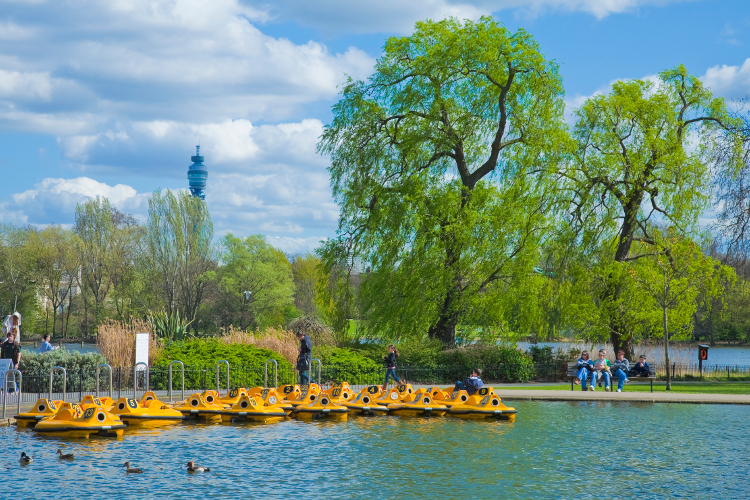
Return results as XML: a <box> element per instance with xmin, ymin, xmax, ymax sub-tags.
<box><xmin>79</xmin><ymin>395</ymin><xmax>116</xmax><ymax>411</ymax></box>
<box><xmin>173</xmin><ymin>393</ymin><xmax>224</xmax><ymax>421</ymax></box>
<box><xmin>15</xmin><ymin>398</ymin><xmax>64</xmax><ymax>429</ymax></box>
<box><xmin>247</xmin><ymin>387</ymin><xmax>294</xmax><ymax>414</ymax></box>
<box><xmin>434</xmin><ymin>388</ymin><xmax>471</xmax><ymax>407</ymax></box>
<box><xmin>110</xmin><ymin>393</ymin><xmax>184</xmax><ymax>427</ymax></box>
<box><xmin>277</xmin><ymin>384</ymin><xmax>301</xmax><ymax>402</ymax></box>
<box><xmin>387</xmin><ymin>393</ymin><xmax>448</xmax><ymax>417</ymax></box>
<box><xmin>374</xmin><ymin>384</ymin><xmax>413</xmax><ymax>406</ymax></box>
<box><xmin>343</xmin><ymin>386</ymin><xmax>389</xmax><ymax>416</ymax></box>
<box><xmin>293</xmin><ymin>394</ymin><xmax>349</xmax><ymax>421</ymax></box>
<box><xmin>217</xmin><ymin>388</ymin><xmax>249</xmax><ymax>406</ymax></box>
<box><xmin>321</xmin><ymin>382</ymin><xmax>355</xmax><ymax>404</ymax></box>
<box><xmin>448</xmin><ymin>388</ymin><xmax>517</xmax><ymax>421</ymax></box>
<box><xmin>288</xmin><ymin>384</ymin><xmax>321</xmax><ymax>407</ymax></box>
<box><xmin>220</xmin><ymin>394</ymin><xmax>288</xmax><ymax>423</ymax></box>
<box><xmin>33</xmin><ymin>403</ymin><xmax>126</xmax><ymax>438</ymax></box>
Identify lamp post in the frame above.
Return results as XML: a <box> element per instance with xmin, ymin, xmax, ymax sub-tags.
<box><xmin>242</xmin><ymin>291</ymin><xmax>251</xmax><ymax>330</ymax></box>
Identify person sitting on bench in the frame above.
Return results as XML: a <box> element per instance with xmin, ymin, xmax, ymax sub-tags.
<box><xmin>592</xmin><ymin>349</ymin><xmax>611</xmax><ymax>391</ymax></box>
<box><xmin>630</xmin><ymin>355</ymin><xmax>651</xmax><ymax>377</ymax></box>
<box><xmin>454</xmin><ymin>368</ymin><xmax>483</xmax><ymax>395</ymax></box>
<box><xmin>574</xmin><ymin>350</ymin><xmax>593</xmax><ymax>391</ymax></box>
<box><xmin>612</xmin><ymin>350</ymin><xmax>630</xmax><ymax>393</ymax></box>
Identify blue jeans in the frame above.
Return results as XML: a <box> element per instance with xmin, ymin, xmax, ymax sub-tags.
<box><xmin>615</xmin><ymin>369</ymin><xmax>629</xmax><ymax>391</ymax></box>
<box><xmin>299</xmin><ymin>371</ymin><xmax>315</xmax><ymax>385</ymax></box>
<box><xmin>593</xmin><ymin>370</ymin><xmax>611</xmax><ymax>389</ymax></box>
<box><xmin>576</xmin><ymin>367</ymin><xmax>591</xmax><ymax>390</ymax></box>
<box><xmin>384</xmin><ymin>368</ymin><xmax>400</xmax><ymax>386</ymax></box>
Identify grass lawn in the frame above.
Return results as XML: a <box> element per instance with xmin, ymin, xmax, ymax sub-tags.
<box><xmin>503</xmin><ymin>382</ymin><xmax>750</xmax><ymax>395</ymax></box>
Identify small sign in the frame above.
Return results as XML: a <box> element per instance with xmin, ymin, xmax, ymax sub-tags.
<box><xmin>135</xmin><ymin>333</ymin><xmax>149</xmax><ymax>368</ymax></box>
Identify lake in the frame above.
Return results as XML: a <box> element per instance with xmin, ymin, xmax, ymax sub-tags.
<box><xmin>8</xmin><ymin>400</ymin><xmax>748</xmax><ymax>498</ymax></box>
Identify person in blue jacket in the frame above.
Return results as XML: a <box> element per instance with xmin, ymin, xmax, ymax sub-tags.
<box><xmin>574</xmin><ymin>350</ymin><xmax>593</xmax><ymax>391</ymax></box>
<box><xmin>454</xmin><ymin>368</ymin><xmax>483</xmax><ymax>395</ymax></box>
<box><xmin>630</xmin><ymin>355</ymin><xmax>651</xmax><ymax>377</ymax></box>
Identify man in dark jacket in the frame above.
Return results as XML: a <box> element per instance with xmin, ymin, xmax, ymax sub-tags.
<box><xmin>296</xmin><ymin>331</ymin><xmax>313</xmax><ymax>384</ymax></box>
<box><xmin>453</xmin><ymin>368</ymin><xmax>483</xmax><ymax>396</ymax></box>
<box><xmin>630</xmin><ymin>355</ymin><xmax>651</xmax><ymax>377</ymax></box>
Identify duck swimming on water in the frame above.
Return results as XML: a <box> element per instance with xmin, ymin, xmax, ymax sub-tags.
<box><xmin>20</xmin><ymin>452</ymin><xmax>32</xmax><ymax>465</ymax></box>
<box><xmin>57</xmin><ymin>449</ymin><xmax>74</xmax><ymax>460</ymax></box>
<box><xmin>186</xmin><ymin>461</ymin><xmax>210</xmax><ymax>472</ymax></box>
<box><xmin>122</xmin><ymin>462</ymin><xmax>143</xmax><ymax>473</ymax></box>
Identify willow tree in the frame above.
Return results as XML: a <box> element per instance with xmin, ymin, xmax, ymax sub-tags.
<box><xmin>318</xmin><ymin>17</ymin><xmax>567</xmax><ymax>343</ymax></box>
<box><xmin>559</xmin><ymin>66</ymin><xmax>741</xmax><ymax>356</ymax></box>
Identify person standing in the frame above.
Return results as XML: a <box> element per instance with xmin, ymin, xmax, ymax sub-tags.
<box><xmin>296</xmin><ymin>331</ymin><xmax>313</xmax><ymax>385</ymax></box>
<box><xmin>612</xmin><ymin>350</ymin><xmax>630</xmax><ymax>393</ymax></box>
<box><xmin>1</xmin><ymin>331</ymin><xmax>21</xmax><ymax>370</ymax></box>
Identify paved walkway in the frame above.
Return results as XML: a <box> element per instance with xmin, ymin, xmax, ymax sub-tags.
<box><xmin>490</xmin><ymin>390</ymin><xmax>750</xmax><ymax>405</ymax></box>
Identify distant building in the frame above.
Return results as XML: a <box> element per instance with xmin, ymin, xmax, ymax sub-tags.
<box><xmin>187</xmin><ymin>145</ymin><xmax>208</xmax><ymax>200</ymax></box>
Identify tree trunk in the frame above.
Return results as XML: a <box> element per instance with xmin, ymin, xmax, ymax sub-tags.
<box><xmin>429</xmin><ymin>290</ymin><xmax>459</xmax><ymax>344</ymax></box>
<box><xmin>663</xmin><ymin>306</ymin><xmax>671</xmax><ymax>391</ymax></box>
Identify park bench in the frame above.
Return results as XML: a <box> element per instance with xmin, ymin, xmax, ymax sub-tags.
<box><xmin>566</xmin><ymin>362</ymin><xmax>656</xmax><ymax>393</ymax></box>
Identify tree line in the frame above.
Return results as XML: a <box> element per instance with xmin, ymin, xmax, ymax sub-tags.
<box><xmin>0</xmin><ymin>190</ymin><xmax>324</xmax><ymax>338</ymax></box>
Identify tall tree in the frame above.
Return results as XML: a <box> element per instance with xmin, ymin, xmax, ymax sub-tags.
<box><xmin>0</xmin><ymin>225</ymin><xmax>35</xmax><ymax>323</ymax></box>
<box><xmin>147</xmin><ymin>189</ymin><xmax>215</xmax><ymax>327</ymax></box>
<box><xmin>216</xmin><ymin>234</ymin><xmax>295</xmax><ymax>330</ymax></box>
<box><xmin>291</xmin><ymin>253</ymin><xmax>321</xmax><ymax>317</ymax></box>
<box><xmin>75</xmin><ymin>197</ymin><xmax>115</xmax><ymax>331</ymax></box>
<box><xmin>318</xmin><ymin>17</ymin><xmax>567</xmax><ymax>343</ymax></box>
<box><xmin>559</xmin><ymin>66</ymin><xmax>740</xmax><ymax>357</ymax></box>
<box><xmin>629</xmin><ymin>229</ymin><xmax>734</xmax><ymax>389</ymax></box>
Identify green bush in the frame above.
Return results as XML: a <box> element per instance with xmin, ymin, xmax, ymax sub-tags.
<box><xmin>440</xmin><ymin>344</ymin><xmax>535</xmax><ymax>383</ymax></box>
<box><xmin>347</xmin><ymin>337</ymin><xmax>446</xmax><ymax>367</ymax></box>
<box><xmin>19</xmin><ymin>349</ymin><xmax>108</xmax><ymax>393</ymax></box>
<box><xmin>153</xmin><ymin>339</ymin><xmax>294</xmax><ymax>389</ymax></box>
<box><xmin>313</xmin><ymin>346</ymin><xmax>382</xmax><ymax>385</ymax></box>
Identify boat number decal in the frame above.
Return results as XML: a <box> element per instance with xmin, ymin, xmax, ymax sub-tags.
<box><xmin>397</xmin><ymin>385</ymin><xmax>406</xmax><ymax>392</ymax></box>
<box><xmin>128</xmin><ymin>399</ymin><xmax>138</xmax><ymax>409</ymax></box>
<box><xmin>284</xmin><ymin>386</ymin><xmax>294</xmax><ymax>394</ymax></box>
<box><xmin>368</xmin><ymin>386</ymin><xmax>379</xmax><ymax>394</ymax></box>
<box><xmin>49</xmin><ymin>401</ymin><xmax>57</xmax><ymax>410</ymax></box>
<box><xmin>451</xmin><ymin>391</ymin><xmax>458</xmax><ymax>399</ymax></box>
<box><xmin>333</xmin><ymin>382</ymin><xmax>342</xmax><ymax>388</ymax></box>
<box><xmin>229</xmin><ymin>389</ymin><xmax>238</xmax><ymax>397</ymax></box>
<box><xmin>248</xmin><ymin>397</ymin><xmax>258</xmax><ymax>406</ymax></box>
<box><xmin>83</xmin><ymin>408</ymin><xmax>95</xmax><ymax>419</ymax></box>
<box><xmin>73</xmin><ymin>405</ymin><xmax>82</xmax><ymax>417</ymax></box>
<box><xmin>478</xmin><ymin>388</ymin><xmax>489</xmax><ymax>396</ymax></box>
<box><xmin>261</xmin><ymin>389</ymin><xmax>269</xmax><ymax>397</ymax></box>
<box><xmin>93</xmin><ymin>397</ymin><xmax>101</xmax><ymax>406</ymax></box>
<box><xmin>332</xmin><ymin>388</ymin><xmax>341</xmax><ymax>397</ymax></box>
<box><xmin>480</xmin><ymin>396</ymin><xmax>489</xmax><ymax>405</ymax></box>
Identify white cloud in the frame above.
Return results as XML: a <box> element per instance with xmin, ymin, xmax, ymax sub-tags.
<box><xmin>702</xmin><ymin>58</ymin><xmax>750</xmax><ymax>101</ymax></box>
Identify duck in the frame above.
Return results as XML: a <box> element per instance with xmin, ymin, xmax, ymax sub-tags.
<box><xmin>186</xmin><ymin>461</ymin><xmax>210</xmax><ymax>472</ymax></box>
<box><xmin>20</xmin><ymin>452</ymin><xmax>32</xmax><ymax>465</ymax></box>
<box><xmin>57</xmin><ymin>449</ymin><xmax>74</xmax><ymax>460</ymax></box>
<box><xmin>122</xmin><ymin>462</ymin><xmax>144</xmax><ymax>473</ymax></box>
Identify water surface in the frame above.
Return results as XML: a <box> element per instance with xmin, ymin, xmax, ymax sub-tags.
<box><xmin>7</xmin><ymin>401</ymin><xmax>747</xmax><ymax>499</ymax></box>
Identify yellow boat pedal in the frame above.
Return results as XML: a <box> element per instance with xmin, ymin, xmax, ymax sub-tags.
<box><xmin>293</xmin><ymin>394</ymin><xmax>349</xmax><ymax>420</ymax></box>
<box><xmin>343</xmin><ymin>386</ymin><xmax>389</xmax><ymax>416</ymax></box>
<box><xmin>374</xmin><ymin>384</ymin><xmax>413</xmax><ymax>406</ymax></box>
<box><xmin>33</xmin><ymin>404</ymin><xmax>126</xmax><ymax>438</ymax></box>
<box><xmin>322</xmin><ymin>382</ymin><xmax>355</xmax><ymax>403</ymax></box>
<box><xmin>448</xmin><ymin>388</ymin><xmax>517</xmax><ymax>421</ymax></box>
<box><xmin>15</xmin><ymin>399</ymin><xmax>64</xmax><ymax>429</ymax></box>
<box><xmin>387</xmin><ymin>393</ymin><xmax>448</xmax><ymax>417</ymax></box>
<box><xmin>110</xmin><ymin>397</ymin><xmax>184</xmax><ymax>426</ymax></box>
<box><xmin>220</xmin><ymin>394</ymin><xmax>288</xmax><ymax>423</ymax></box>
<box><xmin>173</xmin><ymin>393</ymin><xmax>224</xmax><ymax>421</ymax></box>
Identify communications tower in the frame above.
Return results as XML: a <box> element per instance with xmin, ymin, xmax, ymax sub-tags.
<box><xmin>187</xmin><ymin>145</ymin><xmax>208</xmax><ymax>200</ymax></box>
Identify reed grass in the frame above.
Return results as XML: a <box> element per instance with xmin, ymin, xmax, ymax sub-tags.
<box><xmin>97</xmin><ymin>318</ymin><xmax>163</xmax><ymax>368</ymax></box>
<box><xmin>219</xmin><ymin>325</ymin><xmax>299</xmax><ymax>365</ymax></box>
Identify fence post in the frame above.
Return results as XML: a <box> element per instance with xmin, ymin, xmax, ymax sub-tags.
<box><xmin>79</xmin><ymin>367</ymin><xmax>83</xmax><ymax>401</ymax></box>
<box><xmin>203</xmin><ymin>366</ymin><xmax>207</xmax><ymax>392</ymax></box>
<box><xmin>118</xmin><ymin>367</ymin><xmax>121</xmax><ymax>400</ymax></box>
<box><xmin>727</xmin><ymin>366</ymin><xmax>730</xmax><ymax>380</ymax></box>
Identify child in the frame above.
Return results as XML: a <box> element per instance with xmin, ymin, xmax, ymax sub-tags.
<box><xmin>592</xmin><ymin>349</ymin><xmax>612</xmax><ymax>391</ymax></box>
<box><xmin>382</xmin><ymin>345</ymin><xmax>401</xmax><ymax>389</ymax></box>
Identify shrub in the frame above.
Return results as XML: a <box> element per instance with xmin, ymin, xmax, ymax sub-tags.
<box><xmin>440</xmin><ymin>344</ymin><xmax>535</xmax><ymax>383</ymax></box>
<box><xmin>313</xmin><ymin>346</ymin><xmax>382</xmax><ymax>385</ymax></box>
<box><xmin>19</xmin><ymin>349</ymin><xmax>107</xmax><ymax>393</ymax></box>
<box><xmin>287</xmin><ymin>316</ymin><xmax>337</xmax><ymax>347</ymax></box>
<box><xmin>219</xmin><ymin>325</ymin><xmax>298</xmax><ymax>366</ymax></box>
<box><xmin>153</xmin><ymin>339</ymin><xmax>294</xmax><ymax>389</ymax></box>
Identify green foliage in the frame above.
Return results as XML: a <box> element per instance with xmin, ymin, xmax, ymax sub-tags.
<box><xmin>318</xmin><ymin>16</ymin><xmax>567</xmax><ymax>344</ymax></box>
<box><xmin>440</xmin><ymin>344</ymin><xmax>535</xmax><ymax>382</ymax></box>
<box><xmin>213</xmin><ymin>234</ymin><xmax>295</xmax><ymax>331</ymax></box>
<box><xmin>149</xmin><ymin>308</ymin><xmax>193</xmax><ymax>342</ymax></box>
<box><xmin>153</xmin><ymin>339</ymin><xmax>294</xmax><ymax>389</ymax></box>
<box><xmin>19</xmin><ymin>349</ymin><xmax>107</xmax><ymax>393</ymax></box>
<box><xmin>313</xmin><ymin>345</ymin><xmax>382</xmax><ymax>384</ymax></box>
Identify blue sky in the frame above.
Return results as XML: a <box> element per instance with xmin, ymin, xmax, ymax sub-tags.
<box><xmin>0</xmin><ymin>0</ymin><xmax>748</xmax><ymax>253</ymax></box>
